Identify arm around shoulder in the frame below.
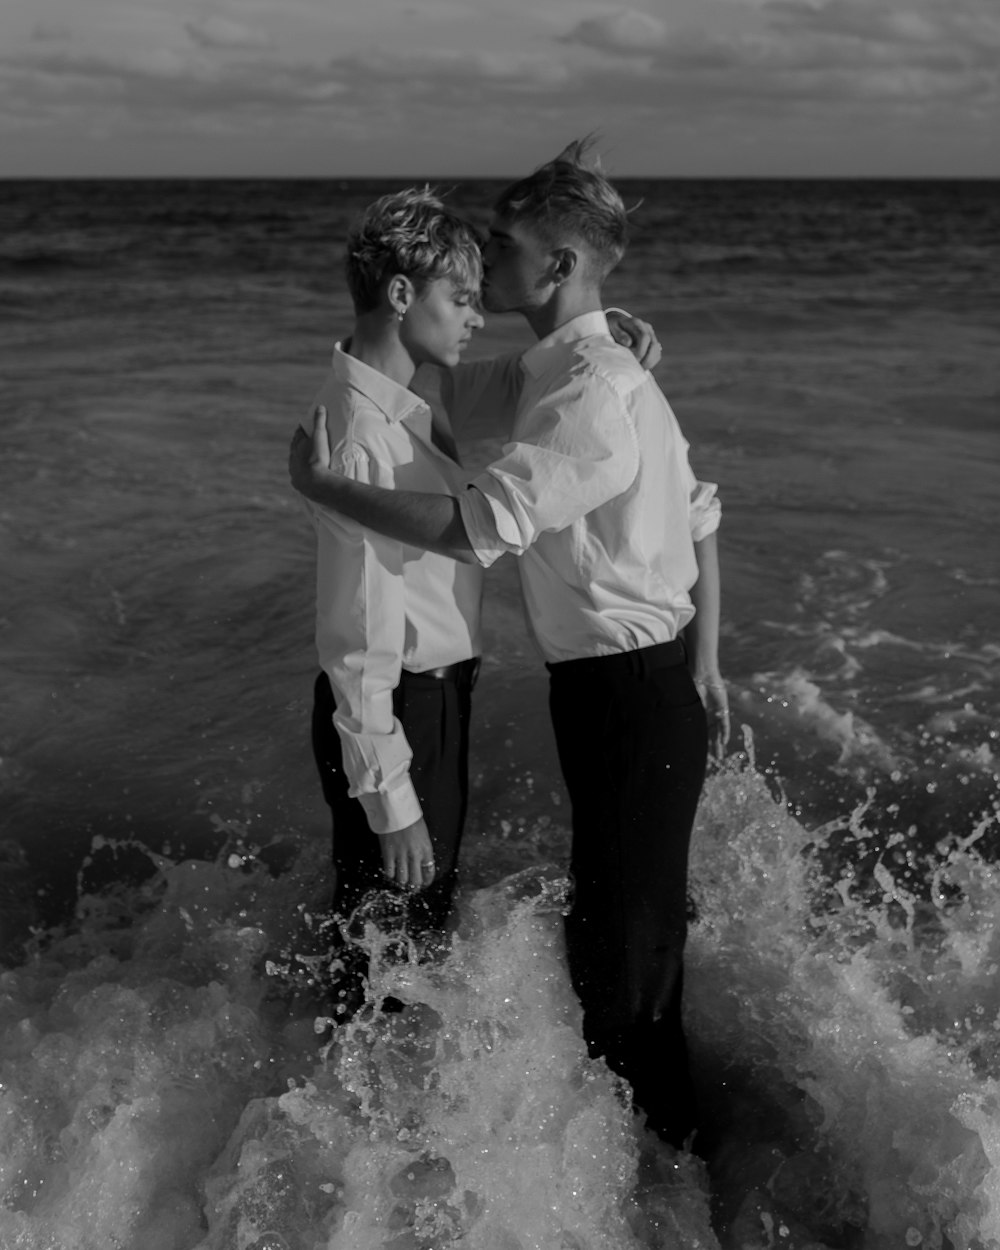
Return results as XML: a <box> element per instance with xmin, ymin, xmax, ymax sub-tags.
<box><xmin>289</xmin><ymin>412</ymin><xmax>478</xmax><ymax>563</ymax></box>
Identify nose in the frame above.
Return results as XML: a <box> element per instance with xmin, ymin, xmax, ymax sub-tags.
<box><xmin>469</xmin><ymin>307</ymin><xmax>485</xmax><ymax>329</ymax></box>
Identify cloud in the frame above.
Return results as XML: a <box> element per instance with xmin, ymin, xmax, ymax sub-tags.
<box><xmin>4</xmin><ymin>12</ymin><xmax>991</xmax><ymax>131</ymax></box>
<box><xmin>552</xmin><ymin>0</ymin><xmax>998</xmax><ymax>111</ymax></box>
<box><xmin>1</xmin><ymin>46</ymin><xmax>345</xmax><ymax>114</ymax></box>
<box><xmin>766</xmin><ymin>1</ymin><xmax>942</xmax><ymax>44</ymax></box>
<box><xmin>762</xmin><ymin>0</ymin><xmax>1000</xmax><ymax>65</ymax></box>
<box><xmin>30</xmin><ymin>21</ymin><xmax>72</xmax><ymax>43</ymax></box>
<box><xmin>185</xmin><ymin>15</ymin><xmax>273</xmax><ymax>51</ymax></box>
<box><xmin>345</xmin><ymin>46</ymin><xmax>573</xmax><ymax>89</ymax></box>
<box><xmin>1</xmin><ymin>0</ymin><xmax>995</xmax><ymax>173</ymax></box>
<box><xmin>562</xmin><ymin>8</ymin><xmax>669</xmax><ymax>55</ymax></box>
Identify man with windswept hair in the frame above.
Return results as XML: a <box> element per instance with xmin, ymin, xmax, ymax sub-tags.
<box><xmin>303</xmin><ymin>189</ymin><xmax>485</xmax><ymax>1013</ymax></box>
<box><xmin>291</xmin><ymin>141</ymin><xmax>728</xmax><ymax>1148</ymax></box>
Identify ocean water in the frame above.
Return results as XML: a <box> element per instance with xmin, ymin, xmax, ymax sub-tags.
<box><xmin>0</xmin><ymin>177</ymin><xmax>998</xmax><ymax>1248</ymax></box>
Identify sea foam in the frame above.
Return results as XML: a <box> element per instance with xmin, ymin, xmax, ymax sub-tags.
<box><xmin>2</xmin><ymin>752</ymin><xmax>999</xmax><ymax>1247</ymax></box>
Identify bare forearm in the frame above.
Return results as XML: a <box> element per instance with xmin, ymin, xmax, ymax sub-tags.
<box><xmin>306</xmin><ymin>472</ymin><xmax>477</xmax><ymax>564</ymax></box>
<box><xmin>686</xmin><ymin>530</ymin><xmax>721</xmax><ymax>679</ymax></box>
<box><xmin>687</xmin><ymin>530</ymin><xmax>730</xmax><ymax>756</ymax></box>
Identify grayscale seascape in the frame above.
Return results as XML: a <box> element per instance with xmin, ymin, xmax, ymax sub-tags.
<box><xmin>1</xmin><ymin>176</ymin><xmax>998</xmax><ymax>1246</ymax></box>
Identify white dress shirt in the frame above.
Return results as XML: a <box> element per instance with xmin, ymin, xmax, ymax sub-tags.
<box><xmin>306</xmin><ymin>344</ymin><xmax>482</xmax><ymax>834</ymax></box>
<box><xmin>454</xmin><ymin>311</ymin><xmax>720</xmax><ymax>664</ymax></box>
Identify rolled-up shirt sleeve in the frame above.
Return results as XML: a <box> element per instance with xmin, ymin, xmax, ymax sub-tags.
<box><xmin>671</xmin><ymin>413</ymin><xmax>721</xmax><ymax>541</ymax></box>
<box><xmin>312</xmin><ymin>445</ymin><xmax>422</xmax><ymax>834</ymax></box>
<box><xmin>458</xmin><ymin>371</ymin><xmax>639</xmax><ymax>568</ymax></box>
<box><xmin>690</xmin><ymin>478</ymin><xmax>721</xmax><ymax>541</ymax></box>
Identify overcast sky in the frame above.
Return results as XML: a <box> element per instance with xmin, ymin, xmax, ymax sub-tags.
<box><xmin>1</xmin><ymin>0</ymin><xmax>997</xmax><ymax>177</ymax></box>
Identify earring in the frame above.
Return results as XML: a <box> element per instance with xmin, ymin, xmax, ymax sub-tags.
<box><xmin>395</xmin><ymin>307</ymin><xmax>405</xmax><ymax>322</ymax></box>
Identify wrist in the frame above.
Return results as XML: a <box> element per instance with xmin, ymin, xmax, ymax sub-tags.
<box><xmin>309</xmin><ymin>468</ymin><xmax>343</xmax><ymax>501</ymax></box>
<box><xmin>693</xmin><ymin>669</ymin><xmax>724</xmax><ymax>687</ymax></box>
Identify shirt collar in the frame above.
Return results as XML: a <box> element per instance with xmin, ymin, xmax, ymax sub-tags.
<box><xmin>332</xmin><ymin>341</ymin><xmax>428</xmax><ymax>424</ymax></box>
<box><xmin>520</xmin><ymin>310</ymin><xmax>611</xmax><ymax>377</ymax></box>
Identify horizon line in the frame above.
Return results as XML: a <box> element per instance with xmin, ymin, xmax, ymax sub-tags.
<box><xmin>2</xmin><ymin>172</ymin><xmax>998</xmax><ymax>182</ymax></box>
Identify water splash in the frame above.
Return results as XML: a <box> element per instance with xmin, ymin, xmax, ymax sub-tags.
<box><xmin>689</xmin><ymin>741</ymin><xmax>1000</xmax><ymax>1247</ymax></box>
<box><xmin>198</xmin><ymin>868</ymin><xmax>714</xmax><ymax>1249</ymax></box>
<box><xmin>2</xmin><ymin>755</ymin><xmax>1000</xmax><ymax>1247</ymax></box>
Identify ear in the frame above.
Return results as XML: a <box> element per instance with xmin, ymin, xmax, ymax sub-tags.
<box><xmin>386</xmin><ymin>273</ymin><xmax>417</xmax><ymax>318</ymax></box>
<box><xmin>551</xmin><ymin>247</ymin><xmax>579</xmax><ymax>286</ymax></box>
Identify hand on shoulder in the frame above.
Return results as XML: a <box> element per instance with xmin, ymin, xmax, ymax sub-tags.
<box><xmin>606</xmin><ymin>308</ymin><xmax>663</xmax><ymax>373</ymax></box>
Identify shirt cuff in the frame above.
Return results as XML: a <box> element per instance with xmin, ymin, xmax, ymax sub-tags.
<box><xmin>358</xmin><ymin>775</ymin><xmax>423</xmax><ymax>834</ymax></box>
<box><xmin>457</xmin><ymin>484</ymin><xmax>511</xmax><ymax>569</ymax></box>
<box><xmin>690</xmin><ymin>480</ymin><xmax>722</xmax><ymax>541</ymax></box>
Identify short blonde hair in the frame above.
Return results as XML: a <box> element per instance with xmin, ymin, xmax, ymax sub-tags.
<box><xmin>493</xmin><ymin>138</ymin><xmax>629</xmax><ymax>278</ymax></box>
<box><xmin>345</xmin><ymin>187</ymin><xmax>483</xmax><ymax>314</ymax></box>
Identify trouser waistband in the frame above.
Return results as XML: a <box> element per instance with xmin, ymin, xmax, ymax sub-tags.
<box><xmin>546</xmin><ymin>637</ymin><xmax>686</xmax><ymax>680</ymax></box>
<box><xmin>407</xmin><ymin>656</ymin><xmax>481</xmax><ymax>687</ymax></box>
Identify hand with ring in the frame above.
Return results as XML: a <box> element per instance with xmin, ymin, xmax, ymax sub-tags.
<box><xmin>379</xmin><ymin>817</ymin><xmax>437</xmax><ymax>890</ymax></box>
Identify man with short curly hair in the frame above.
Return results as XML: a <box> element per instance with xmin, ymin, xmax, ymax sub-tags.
<box><xmin>303</xmin><ymin>188</ymin><xmax>485</xmax><ymax>1001</ymax></box>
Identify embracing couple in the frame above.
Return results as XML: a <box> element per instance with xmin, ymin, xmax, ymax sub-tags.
<box><xmin>287</xmin><ymin>138</ymin><xmax>728</xmax><ymax>1151</ymax></box>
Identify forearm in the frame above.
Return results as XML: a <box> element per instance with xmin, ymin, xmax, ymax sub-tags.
<box><xmin>685</xmin><ymin>530</ymin><xmax>722</xmax><ymax>679</ymax></box>
<box><xmin>314</xmin><ymin>517</ymin><xmax>423</xmax><ymax>833</ymax></box>
<box><xmin>306</xmin><ymin>472</ymin><xmax>477</xmax><ymax>564</ymax></box>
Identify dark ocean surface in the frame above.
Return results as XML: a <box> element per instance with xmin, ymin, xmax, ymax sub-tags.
<box><xmin>0</xmin><ymin>178</ymin><xmax>998</xmax><ymax>1247</ymax></box>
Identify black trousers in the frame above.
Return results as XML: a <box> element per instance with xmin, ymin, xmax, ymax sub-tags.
<box><xmin>547</xmin><ymin>639</ymin><xmax>708</xmax><ymax>1147</ymax></box>
<box><xmin>311</xmin><ymin>662</ymin><xmax>475</xmax><ymax>945</ymax></box>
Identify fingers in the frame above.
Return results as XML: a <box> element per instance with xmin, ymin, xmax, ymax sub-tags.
<box><xmin>412</xmin><ymin>857</ymin><xmax>436</xmax><ymax>890</ymax></box>
<box><xmin>379</xmin><ymin>823</ymin><xmax>436</xmax><ymax>891</ymax></box>
<box><xmin>710</xmin><ymin>709</ymin><xmax>731</xmax><ymax>759</ymax></box>
<box><xmin>382</xmin><ymin>855</ymin><xmax>436</xmax><ymax>890</ymax></box>
<box><xmin>288</xmin><ymin>407</ymin><xmax>334</xmax><ymax>496</ymax></box>
<box><xmin>310</xmin><ymin>403</ymin><xmax>332</xmax><ymax>466</ymax></box>
<box><xmin>639</xmin><ymin>334</ymin><xmax>663</xmax><ymax>372</ymax></box>
<box><xmin>631</xmin><ymin>323</ymin><xmax>661</xmax><ymax>371</ymax></box>
<box><xmin>625</xmin><ymin>328</ymin><xmax>662</xmax><ymax>372</ymax></box>
<box><xmin>695</xmin><ymin>677</ymin><xmax>730</xmax><ymax>761</ymax></box>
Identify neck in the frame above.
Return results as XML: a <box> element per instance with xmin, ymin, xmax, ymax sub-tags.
<box><xmin>522</xmin><ymin>285</ymin><xmax>604</xmax><ymax>340</ymax></box>
<box><xmin>346</xmin><ymin>314</ymin><xmax>415</xmax><ymax>387</ymax></box>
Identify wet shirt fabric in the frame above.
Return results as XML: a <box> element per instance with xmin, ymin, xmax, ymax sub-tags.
<box><xmin>305</xmin><ymin>343</ymin><xmax>483</xmax><ymax>834</ymax></box>
<box><xmin>453</xmin><ymin>311</ymin><xmax>720</xmax><ymax>663</ymax></box>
